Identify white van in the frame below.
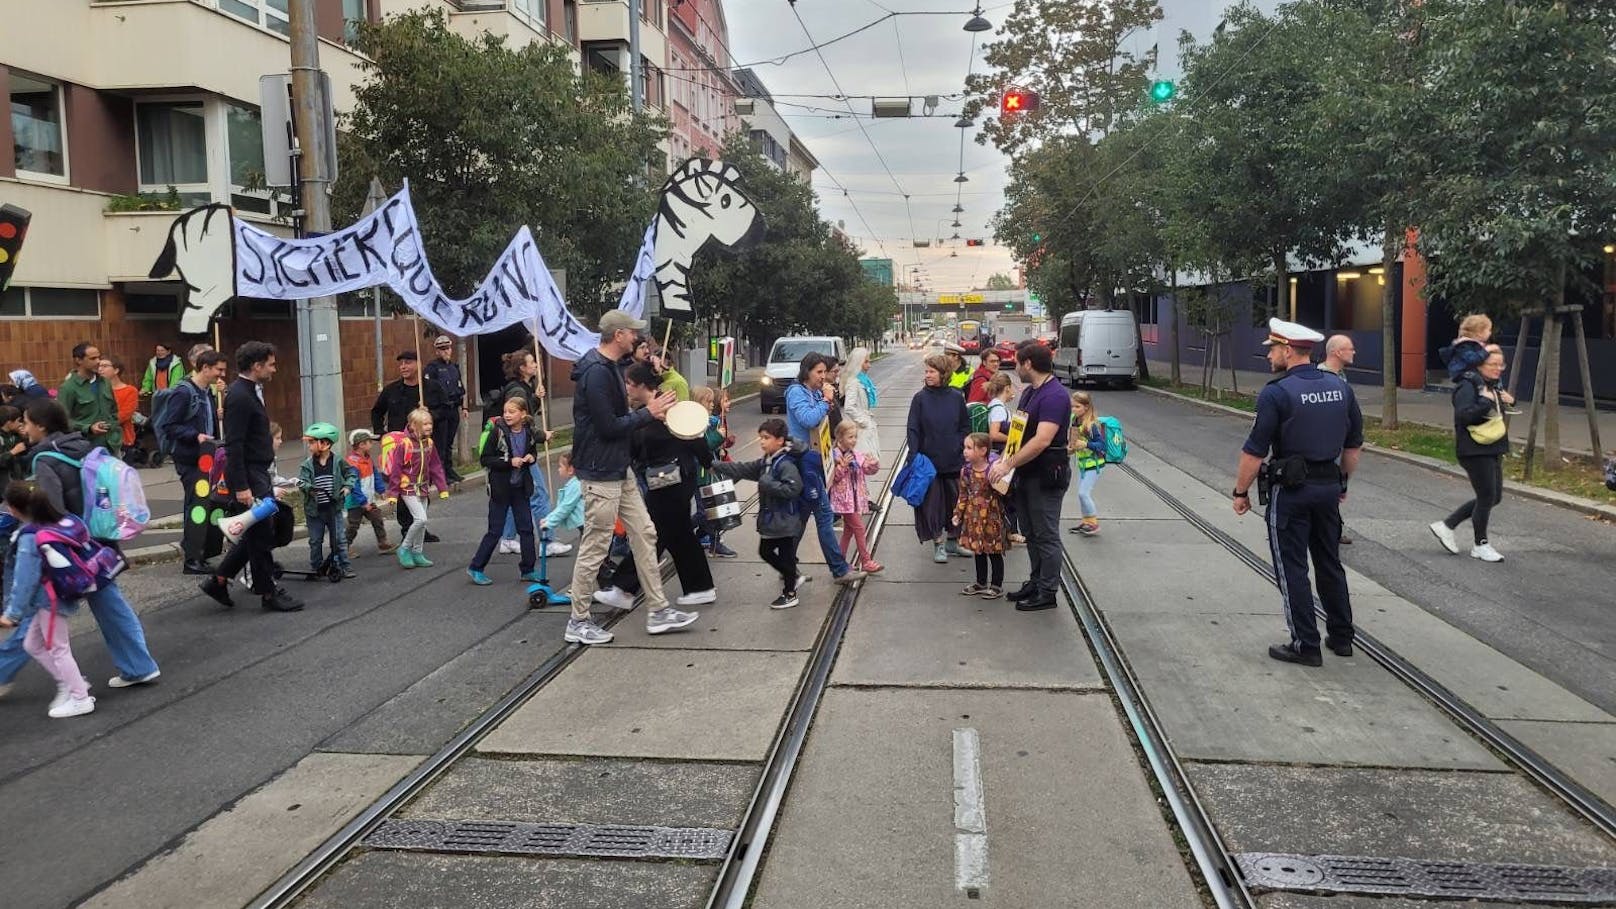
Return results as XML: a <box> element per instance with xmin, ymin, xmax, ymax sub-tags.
<box><xmin>1053</xmin><ymin>309</ymin><xmax>1138</xmax><ymax>388</ymax></box>
<box><xmin>760</xmin><ymin>335</ymin><xmax>846</xmax><ymax>413</ymax></box>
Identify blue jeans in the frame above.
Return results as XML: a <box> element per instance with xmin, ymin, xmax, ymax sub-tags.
<box><xmin>796</xmin><ymin>450</ymin><xmax>850</xmax><ymax>577</ymax></box>
<box><xmin>502</xmin><ymin>463</ymin><xmax>551</xmax><ymax>540</ymax></box>
<box><xmin>308</xmin><ymin>506</ymin><xmax>350</xmax><ymax>571</ymax></box>
<box><xmin>0</xmin><ymin>583</ymin><xmax>159</xmax><ymax>684</ymax></box>
<box><xmin>1077</xmin><ymin>467</ymin><xmax>1101</xmax><ymax>518</ymax></box>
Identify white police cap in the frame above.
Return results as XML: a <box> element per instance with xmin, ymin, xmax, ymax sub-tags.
<box><xmin>1262</xmin><ymin>317</ymin><xmax>1325</xmax><ymax>349</ymax></box>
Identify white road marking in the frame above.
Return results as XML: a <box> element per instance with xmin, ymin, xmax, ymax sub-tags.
<box><xmin>953</xmin><ymin>726</ymin><xmax>989</xmax><ymax>892</ymax></box>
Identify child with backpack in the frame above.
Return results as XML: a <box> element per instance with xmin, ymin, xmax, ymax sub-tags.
<box><xmin>828</xmin><ymin>420</ymin><xmax>882</xmax><ymax>573</ymax></box>
<box><xmin>953</xmin><ymin>432</ymin><xmax>1008</xmax><ymax>598</ymax></box>
<box><xmin>983</xmin><ymin>374</ymin><xmax>1021</xmax><ymax>543</ymax></box>
<box><xmin>467</xmin><ymin>397</ymin><xmax>544</xmax><ymax>586</ymax></box>
<box><xmin>344</xmin><ymin>430</ymin><xmax>395</xmax><ymax>555</ymax></box>
<box><xmin>297</xmin><ymin>423</ymin><xmax>356</xmax><ymax>579</ymax></box>
<box><xmin>386</xmin><ymin>408</ymin><xmax>449</xmax><ymax>569</ymax></box>
<box><xmin>1069</xmin><ymin>391</ymin><xmax>1124</xmax><ymax>537</ymax></box>
<box><xmin>0</xmin><ymin>405</ymin><xmax>27</xmax><ymax>495</ymax></box>
<box><xmin>0</xmin><ymin>482</ymin><xmax>120</xmax><ymax>718</ymax></box>
<box><xmin>710</xmin><ymin>419</ymin><xmax>807</xmax><ymax>609</ymax></box>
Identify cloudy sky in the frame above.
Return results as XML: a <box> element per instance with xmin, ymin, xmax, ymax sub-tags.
<box><xmin>722</xmin><ymin>0</ymin><xmax>1271</xmax><ymax>293</ymax></box>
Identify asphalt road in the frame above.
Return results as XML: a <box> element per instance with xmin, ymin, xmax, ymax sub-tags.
<box><xmin>1100</xmin><ymin>386</ymin><xmax>1616</xmax><ymax>714</ymax></box>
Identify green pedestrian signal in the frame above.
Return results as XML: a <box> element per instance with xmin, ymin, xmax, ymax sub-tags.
<box><xmin>1149</xmin><ymin>80</ymin><xmax>1176</xmax><ymax>104</ymax></box>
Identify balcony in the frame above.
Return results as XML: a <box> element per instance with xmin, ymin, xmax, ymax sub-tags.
<box><xmin>578</xmin><ymin>0</ymin><xmax>666</xmax><ymax>65</ymax></box>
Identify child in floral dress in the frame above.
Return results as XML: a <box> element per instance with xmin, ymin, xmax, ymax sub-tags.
<box><xmin>952</xmin><ymin>432</ymin><xmax>1007</xmax><ymax>598</ymax></box>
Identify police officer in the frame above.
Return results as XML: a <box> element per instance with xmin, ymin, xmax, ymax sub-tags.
<box><xmin>1232</xmin><ymin>318</ymin><xmax>1364</xmax><ymax>666</ymax></box>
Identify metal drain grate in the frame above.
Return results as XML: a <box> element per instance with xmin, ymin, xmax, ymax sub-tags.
<box><xmin>1237</xmin><ymin>853</ymin><xmax>1616</xmax><ymax>904</ymax></box>
<box><xmin>364</xmin><ymin>818</ymin><xmax>732</xmax><ymax>861</ymax></box>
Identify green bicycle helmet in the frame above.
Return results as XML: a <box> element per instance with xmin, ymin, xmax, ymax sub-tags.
<box><xmin>303</xmin><ymin>422</ymin><xmax>341</xmax><ymax>444</ymax></box>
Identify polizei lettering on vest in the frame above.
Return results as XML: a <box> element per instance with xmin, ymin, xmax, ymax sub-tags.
<box><xmin>1300</xmin><ymin>390</ymin><xmax>1345</xmax><ymax>404</ymax></box>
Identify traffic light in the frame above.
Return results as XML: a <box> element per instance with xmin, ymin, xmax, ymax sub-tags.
<box><xmin>0</xmin><ymin>205</ymin><xmax>31</xmax><ymax>293</ymax></box>
<box><xmin>1149</xmin><ymin>79</ymin><xmax>1177</xmax><ymax>104</ymax></box>
<box><xmin>965</xmin><ymin>239</ymin><xmax>985</xmax><ymax>247</ymax></box>
<box><xmin>1000</xmin><ymin>89</ymin><xmax>1040</xmax><ymax>115</ymax></box>
<box><xmin>1031</xmin><ymin>232</ymin><xmax>1042</xmax><ymax>243</ymax></box>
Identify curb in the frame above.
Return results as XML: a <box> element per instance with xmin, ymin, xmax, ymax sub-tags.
<box><xmin>1138</xmin><ymin>384</ymin><xmax>1616</xmax><ymax>523</ymax></box>
<box><xmin>125</xmin><ymin>390</ymin><xmax>764</xmax><ymax>568</ymax></box>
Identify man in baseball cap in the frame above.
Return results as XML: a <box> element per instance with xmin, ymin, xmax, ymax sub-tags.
<box><xmin>599</xmin><ymin>309</ymin><xmax>649</xmax><ymax>334</ymax></box>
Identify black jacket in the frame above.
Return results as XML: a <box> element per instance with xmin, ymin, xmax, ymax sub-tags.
<box><xmin>158</xmin><ymin>378</ymin><xmax>220</xmax><ymax>468</ymax></box>
<box><xmin>424</xmin><ymin>358</ymin><xmax>465</xmax><ymax>411</ymax></box>
<box><xmin>370</xmin><ymin>378</ymin><xmax>447</xmax><ymax>435</ymax></box>
<box><xmin>27</xmin><ymin>431</ymin><xmax>96</xmax><ymax>516</ymax></box>
<box><xmin>224</xmin><ymin>375</ymin><xmax>275</xmax><ymax>490</ymax></box>
<box><xmin>632</xmin><ymin>419</ymin><xmax>713</xmax><ymax>494</ymax></box>
<box><xmin>570</xmin><ymin>348</ymin><xmax>653</xmax><ymax>482</ymax></box>
<box><xmin>906</xmin><ymin>385</ymin><xmax>972</xmax><ymax>474</ymax></box>
<box><xmin>479</xmin><ymin>416</ymin><xmax>539</xmax><ymax>501</ymax></box>
<box><xmin>1452</xmin><ymin>373</ymin><xmax>1509</xmax><ymax>459</ymax></box>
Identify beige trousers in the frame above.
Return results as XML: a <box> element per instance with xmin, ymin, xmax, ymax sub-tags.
<box><xmin>568</xmin><ymin>469</ymin><xmax>667</xmax><ymax>620</ymax></box>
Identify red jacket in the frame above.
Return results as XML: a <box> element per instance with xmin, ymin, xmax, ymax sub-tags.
<box><xmin>965</xmin><ymin>366</ymin><xmax>996</xmax><ymax>404</ymax></box>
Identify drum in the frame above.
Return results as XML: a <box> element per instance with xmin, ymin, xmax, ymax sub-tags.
<box><xmin>699</xmin><ymin>478</ymin><xmax>743</xmax><ymax>532</ymax></box>
<box><xmin>666</xmin><ymin>400</ymin><xmax>711</xmax><ymax>440</ymax></box>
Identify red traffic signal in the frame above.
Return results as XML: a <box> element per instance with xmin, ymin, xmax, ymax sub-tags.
<box><xmin>965</xmin><ymin>239</ymin><xmax>985</xmax><ymax>247</ymax></box>
<box><xmin>1000</xmin><ymin>89</ymin><xmax>1040</xmax><ymax>115</ymax></box>
<box><xmin>0</xmin><ymin>204</ymin><xmax>31</xmax><ymax>293</ymax></box>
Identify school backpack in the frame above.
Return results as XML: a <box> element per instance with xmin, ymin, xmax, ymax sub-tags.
<box><xmin>33</xmin><ymin>448</ymin><xmax>150</xmax><ymax>542</ymax></box>
<box><xmin>892</xmin><ymin>452</ymin><xmax>937</xmax><ymax>508</ymax></box>
<box><xmin>149</xmin><ymin>382</ymin><xmax>195</xmax><ymax>457</ymax></box>
<box><xmin>378</xmin><ymin>430</ymin><xmax>413</xmax><ymax>478</ymax></box>
<box><xmin>34</xmin><ymin>520</ymin><xmax>127</xmax><ymax>599</ymax></box>
<box><xmin>1098</xmin><ymin>416</ymin><xmax>1128</xmax><ymax>464</ymax></box>
<box><xmin>967</xmin><ymin>401</ymin><xmax>991</xmax><ymax>435</ymax></box>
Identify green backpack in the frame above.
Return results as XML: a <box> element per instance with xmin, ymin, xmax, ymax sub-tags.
<box><xmin>967</xmin><ymin>402</ymin><xmax>991</xmax><ymax>435</ymax></box>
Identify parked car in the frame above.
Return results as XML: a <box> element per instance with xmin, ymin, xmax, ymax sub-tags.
<box><xmin>760</xmin><ymin>335</ymin><xmax>847</xmax><ymax>413</ymax></box>
<box><xmin>994</xmin><ymin>336</ymin><xmax>1050</xmax><ymax>368</ymax></box>
<box><xmin>1052</xmin><ymin>310</ymin><xmax>1138</xmax><ymax>388</ymax></box>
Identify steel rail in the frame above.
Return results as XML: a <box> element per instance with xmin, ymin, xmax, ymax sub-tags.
<box><xmin>1116</xmin><ymin>461</ymin><xmax>1616</xmax><ymax>842</ymax></box>
<box><xmin>705</xmin><ymin>441</ymin><xmax>908</xmax><ymax>909</ymax></box>
<box><xmin>247</xmin><ymin>492</ymin><xmax>758</xmax><ymax>909</ymax></box>
<box><xmin>1058</xmin><ymin>550</ymin><xmax>1256</xmax><ymax>909</ymax></box>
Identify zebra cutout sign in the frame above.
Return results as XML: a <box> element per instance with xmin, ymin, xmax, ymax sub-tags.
<box><xmin>147</xmin><ymin>183</ymin><xmax>596</xmax><ymax>359</ymax></box>
<box><xmin>619</xmin><ymin>158</ymin><xmax>766</xmax><ymax>322</ymax></box>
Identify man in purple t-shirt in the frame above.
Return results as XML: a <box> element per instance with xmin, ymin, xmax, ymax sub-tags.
<box><xmin>989</xmin><ymin>340</ymin><xmax>1071</xmax><ymax>611</ymax></box>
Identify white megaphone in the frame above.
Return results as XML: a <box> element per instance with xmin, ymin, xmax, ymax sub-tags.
<box><xmin>222</xmin><ymin>497</ymin><xmax>280</xmax><ymax>545</ymax></box>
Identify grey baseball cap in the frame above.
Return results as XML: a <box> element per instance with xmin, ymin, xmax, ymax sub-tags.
<box><xmin>599</xmin><ymin>310</ymin><xmax>649</xmax><ymax>333</ymax></box>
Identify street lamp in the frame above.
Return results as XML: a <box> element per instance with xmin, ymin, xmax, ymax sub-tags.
<box><xmin>964</xmin><ymin>5</ymin><xmax>992</xmax><ymax>32</ymax></box>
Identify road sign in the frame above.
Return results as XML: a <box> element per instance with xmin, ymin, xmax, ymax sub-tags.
<box><xmin>260</xmin><ymin>72</ymin><xmax>337</xmax><ymax>187</ymax></box>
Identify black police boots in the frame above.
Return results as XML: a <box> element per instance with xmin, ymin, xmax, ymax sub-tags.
<box><xmin>1324</xmin><ymin>636</ymin><xmax>1353</xmax><ymax>657</ymax></box>
<box><xmin>1268</xmin><ymin>642</ymin><xmax>1323</xmax><ymax>667</ymax></box>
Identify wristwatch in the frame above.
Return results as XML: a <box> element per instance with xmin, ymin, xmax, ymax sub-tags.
<box><xmin>1232</xmin><ymin>489</ymin><xmax>1249</xmax><ymax>498</ymax></box>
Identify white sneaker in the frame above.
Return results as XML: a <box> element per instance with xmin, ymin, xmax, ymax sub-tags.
<box><xmin>1470</xmin><ymin>542</ymin><xmax>1504</xmax><ymax>563</ymax></box>
<box><xmin>564</xmin><ymin>619</ymin><xmax>614</xmax><ymax>645</ymax></box>
<box><xmin>48</xmin><ymin>695</ymin><xmax>96</xmax><ymax>719</ymax></box>
<box><xmin>108</xmin><ymin>669</ymin><xmax>161</xmax><ymax>689</ymax></box>
<box><xmin>0</xmin><ymin>681</ymin><xmax>14</xmax><ymax>699</ymax></box>
<box><xmin>1429</xmin><ymin>521</ymin><xmax>1460</xmax><ymax>555</ymax></box>
<box><xmin>497</xmin><ymin>539</ymin><xmax>519</xmax><ymax>555</ymax></box>
<box><xmin>646</xmin><ymin>607</ymin><xmax>699</xmax><ymax>634</ymax></box>
<box><xmin>795</xmin><ymin>574</ymin><xmax>812</xmax><ymax>591</ymax></box>
<box><xmin>676</xmin><ymin>589</ymin><xmax>717</xmax><ymax>606</ymax></box>
<box><xmin>592</xmin><ymin>587</ymin><xmax>636</xmax><ymax>610</ymax></box>
<box><xmin>542</xmin><ymin>540</ymin><xmax>573</xmax><ymax>557</ymax></box>
<box><xmin>50</xmin><ymin>684</ymin><xmax>71</xmax><ymax>712</ymax></box>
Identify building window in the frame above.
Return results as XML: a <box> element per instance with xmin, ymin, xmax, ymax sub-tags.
<box><xmin>137</xmin><ymin>101</ymin><xmax>210</xmax><ymax>205</ymax></box>
<box><xmin>123</xmin><ymin>292</ymin><xmax>181</xmax><ymax>319</ymax></box>
<box><xmin>513</xmin><ymin>0</ymin><xmax>547</xmax><ymax>31</ymax></box>
<box><xmin>342</xmin><ymin>0</ymin><xmax>367</xmax><ymax>43</ymax></box>
<box><xmin>0</xmin><ymin>287</ymin><xmax>100</xmax><ymax>319</ymax></box>
<box><xmin>641</xmin><ymin>62</ymin><xmax>664</xmax><ymax>108</ymax></box>
<box><xmin>226</xmin><ymin>103</ymin><xmax>277</xmax><ymax>214</ymax></box>
<box><xmin>10</xmin><ymin>72</ymin><xmax>67</xmax><ymax>180</ymax></box>
<box><xmin>564</xmin><ymin>0</ymin><xmax>578</xmax><ymax>43</ymax></box>
<box><xmin>643</xmin><ymin>0</ymin><xmax>662</xmax><ymax>29</ymax></box>
<box><xmin>219</xmin><ymin>0</ymin><xmax>291</xmax><ymax>37</ymax></box>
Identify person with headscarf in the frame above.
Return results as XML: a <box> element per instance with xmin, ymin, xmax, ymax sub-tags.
<box><xmin>841</xmin><ymin>347</ymin><xmax>881</xmax><ymax>461</ymax></box>
<box><xmin>7</xmin><ymin>370</ymin><xmax>48</xmax><ymax>403</ymax></box>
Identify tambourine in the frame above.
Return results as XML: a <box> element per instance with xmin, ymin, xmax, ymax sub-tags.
<box><xmin>666</xmin><ymin>400</ymin><xmax>710</xmax><ymax>441</ymax></box>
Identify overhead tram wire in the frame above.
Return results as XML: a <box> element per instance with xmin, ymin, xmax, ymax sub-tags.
<box><xmin>660</xmin><ymin>8</ymin><xmax>984</xmax><ymax>75</ymax></box>
<box><xmin>790</xmin><ymin>1</ymin><xmax>919</xmax><ymax>258</ymax></box>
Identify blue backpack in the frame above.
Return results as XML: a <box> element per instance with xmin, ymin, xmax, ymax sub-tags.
<box><xmin>1098</xmin><ymin>416</ymin><xmax>1128</xmax><ymax>464</ymax></box>
<box><xmin>893</xmin><ymin>453</ymin><xmax>937</xmax><ymax>508</ymax></box>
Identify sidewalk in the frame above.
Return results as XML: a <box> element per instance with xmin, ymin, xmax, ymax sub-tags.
<box><xmin>1147</xmin><ymin>359</ymin><xmax>1616</xmax><ymax>457</ymax></box>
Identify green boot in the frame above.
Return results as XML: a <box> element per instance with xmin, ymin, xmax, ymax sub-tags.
<box><xmin>412</xmin><ymin>550</ymin><xmax>434</xmax><ymax>568</ymax></box>
<box><xmin>397</xmin><ymin>548</ymin><xmax>417</xmax><ymax>569</ymax></box>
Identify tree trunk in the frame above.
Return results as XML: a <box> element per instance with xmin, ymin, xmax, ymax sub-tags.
<box><xmin>1169</xmin><ymin>267</ymin><xmax>1182</xmax><ymax>386</ymax></box>
<box><xmin>1202</xmin><ymin>330</ymin><xmax>1213</xmax><ymax>397</ymax></box>
<box><xmin>1229</xmin><ymin>330</ymin><xmax>1239</xmax><ymax>395</ymax></box>
<box><xmin>1379</xmin><ymin>227</ymin><xmax>1400</xmax><ymax>429</ymax></box>
<box><xmin>1273</xmin><ymin>248</ymin><xmax>1288</xmax><ymax>321</ymax></box>
<box><xmin>1544</xmin><ymin>264</ymin><xmax>1565</xmax><ymax>470</ymax></box>
<box><xmin>1572</xmin><ymin>307</ymin><xmax>1603</xmax><ymax>459</ymax></box>
<box><xmin>1132</xmin><ymin>292</ymin><xmax>1151</xmax><ymax>383</ymax></box>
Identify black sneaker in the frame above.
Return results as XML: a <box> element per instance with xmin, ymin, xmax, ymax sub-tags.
<box><xmin>182</xmin><ymin>559</ymin><xmax>215</xmax><ymax>576</ymax></box>
<box><xmin>1005</xmin><ymin>582</ymin><xmax>1038</xmax><ymax>602</ymax></box>
<box><xmin>770</xmin><ymin>590</ymin><xmax>800</xmax><ymax>610</ymax></box>
<box><xmin>424</xmin><ymin>531</ymin><xmax>442</xmax><ymax>544</ymax></box>
<box><xmin>199</xmin><ymin>576</ymin><xmax>234</xmax><ymax>608</ymax></box>
<box><xmin>1324</xmin><ymin>636</ymin><xmax>1353</xmax><ymax>657</ymax></box>
<box><xmin>1268</xmin><ymin>642</ymin><xmax>1323</xmax><ymax>666</ymax></box>
<box><xmin>261</xmin><ymin>589</ymin><xmax>305</xmax><ymax>612</ymax></box>
<box><xmin>1014</xmin><ymin>590</ymin><xmax>1057</xmax><ymax>611</ymax></box>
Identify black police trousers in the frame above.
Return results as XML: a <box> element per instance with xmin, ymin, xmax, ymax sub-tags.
<box><xmin>1265</xmin><ymin>481</ymin><xmax>1352</xmax><ymax>650</ymax></box>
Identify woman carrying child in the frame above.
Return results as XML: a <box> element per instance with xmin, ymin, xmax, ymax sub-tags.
<box><xmin>953</xmin><ymin>432</ymin><xmax>1008</xmax><ymax>598</ymax></box>
<box><xmin>468</xmin><ymin>397</ymin><xmax>546</xmax><ymax>585</ymax></box>
<box><xmin>828</xmin><ymin>419</ymin><xmax>882</xmax><ymax>573</ymax></box>
<box><xmin>387</xmin><ymin>408</ymin><xmax>449</xmax><ymax>569</ymax></box>
<box><xmin>1069</xmin><ymin>390</ymin><xmax>1106</xmax><ymax>537</ymax></box>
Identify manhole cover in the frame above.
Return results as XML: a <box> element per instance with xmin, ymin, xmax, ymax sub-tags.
<box><xmin>365</xmin><ymin>818</ymin><xmax>732</xmax><ymax>861</ymax></box>
<box><xmin>1237</xmin><ymin>853</ymin><xmax>1616</xmax><ymax>904</ymax></box>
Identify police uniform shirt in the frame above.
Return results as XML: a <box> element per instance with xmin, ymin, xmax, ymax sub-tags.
<box><xmin>1242</xmin><ymin>364</ymin><xmax>1364</xmax><ymax>461</ymax></box>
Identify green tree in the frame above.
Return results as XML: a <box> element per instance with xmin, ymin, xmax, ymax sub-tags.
<box><xmin>1414</xmin><ymin>0</ymin><xmax>1616</xmax><ymax>467</ymax></box>
<box><xmin>331</xmin><ymin>10</ymin><xmax>663</xmax><ymax>316</ymax></box>
<box><xmin>984</xmin><ymin>272</ymin><xmax>1017</xmax><ymax>291</ymax></box>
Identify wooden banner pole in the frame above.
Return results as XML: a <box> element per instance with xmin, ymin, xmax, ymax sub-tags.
<box><xmin>410</xmin><ymin>311</ymin><xmax>424</xmax><ymax>407</ymax></box>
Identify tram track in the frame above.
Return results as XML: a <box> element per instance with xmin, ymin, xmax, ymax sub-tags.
<box><xmin>1112</xmin><ymin>460</ymin><xmax>1616</xmax><ymax>843</ymax></box>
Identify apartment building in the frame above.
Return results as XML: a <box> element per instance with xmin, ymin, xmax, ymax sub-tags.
<box><xmin>1</xmin><ymin>0</ymin><xmax>579</xmax><ymax>427</ymax></box>
<box><xmin>732</xmin><ymin>67</ymin><xmax>815</xmax><ymax>184</ymax></box>
<box><xmin>665</xmin><ymin>0</ymin><xmax>737</xmax><ymax>165</ymax></box>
